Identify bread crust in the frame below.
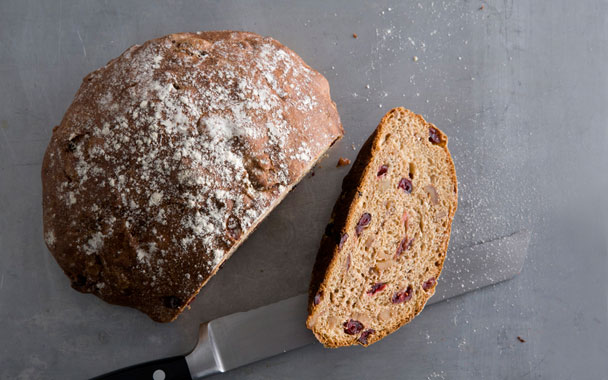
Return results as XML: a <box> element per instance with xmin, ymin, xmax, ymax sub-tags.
<box><xmin>307</xmin><ymin>108</ymin><xmax>457</xmax><ymax>347</ymax></box>
<box><xmin>42</xmin><ymin>31</ymin><xmax>342</xmax><ymax>322</ymax></box>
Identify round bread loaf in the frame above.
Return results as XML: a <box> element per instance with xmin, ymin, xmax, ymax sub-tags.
<box><xmin>41</xmin><ymin>31</ymin><xmax>343</xmax><ymax>322</ymax></box>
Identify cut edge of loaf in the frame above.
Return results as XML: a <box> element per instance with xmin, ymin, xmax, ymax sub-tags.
<box><xmin>306</xmin><ymin>107</ymin><xmax>457</xmax><ymax>347</ymax></box>
<box><xmin>169</xmin><ymin>133</ymin><xmax>342</xmax><ymax>321</ymax></box>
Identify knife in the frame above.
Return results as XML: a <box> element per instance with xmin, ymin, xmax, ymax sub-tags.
<box><xmin>93</xmin><ymin>230</ymin><xmax>530</xmax><ymax>380</ymax></box>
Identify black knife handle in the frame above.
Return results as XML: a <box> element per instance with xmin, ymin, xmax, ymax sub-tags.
<box><xmin>91</xmin><ymin>355</ymin><xmax>192</xmax><ymax>380</ymax></box>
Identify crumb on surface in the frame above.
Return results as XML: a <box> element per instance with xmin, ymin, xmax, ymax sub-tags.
<box><xmin>517</xmin><ymin>336</ymin><xmax>526</xmax><ymax>343</ymax></box>
<box><xmin>480</xmin><ymin>4</ymin><xmax>485</xmax><ymax>10</ymax></box>
<box><xmin>353</xmin><ymin>33</ymin><xmax>358</xmax><ymax>39</ymax></box>
<box><xmin>337</xmin><ymin>157</ymin><xmax>351</xmax><ymax>167</ymax></box>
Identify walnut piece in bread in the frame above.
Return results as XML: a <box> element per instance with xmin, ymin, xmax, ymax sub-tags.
<box><xmin>42</xmin><ymin>31</ymin><xmax>343</xmax><ymax>322</ymax></box>
<box><xmin>307</xmin><ymin>108</ymin><xmax>457</xmax><ymax>347</ymax></box>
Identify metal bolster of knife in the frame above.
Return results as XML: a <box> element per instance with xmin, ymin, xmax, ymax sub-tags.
<box><xmin>186</xmin><ymin>322</ymin><xmax>224</xmax><ymax>378</ymax></box>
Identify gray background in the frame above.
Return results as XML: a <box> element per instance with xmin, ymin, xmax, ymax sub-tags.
<box><xmin>1</xmin><ymin>0</ymin><xmax>607</xmax><ymax>379</ymax></box>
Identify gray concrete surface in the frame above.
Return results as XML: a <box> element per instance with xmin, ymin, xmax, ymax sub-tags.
<box><xmin>0</xmin><ymin>1</ymin><xmax>607</xmax><ymax>379</ymax></box>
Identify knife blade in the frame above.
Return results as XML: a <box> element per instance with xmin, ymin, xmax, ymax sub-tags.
<box><xmin>93</xmin><ymin>230</ymin><xmax>530</xmax><ymax>380</ymax></box>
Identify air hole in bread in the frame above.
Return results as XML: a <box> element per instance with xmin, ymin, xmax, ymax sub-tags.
<box><xmin>409</xmin><ymin>162</ymin><xmax>416</xmax><ymax>179</ymax></box>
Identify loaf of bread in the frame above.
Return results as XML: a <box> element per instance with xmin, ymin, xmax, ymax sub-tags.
<box><xmin>307</xmin><ymin>108</ymin><xmax>457</xmax><ymax>347</ymax></box>
<box><xmin>41</xmin><ymin>31</ymin><xmax>343</xmax><ymax>322</ymax></box>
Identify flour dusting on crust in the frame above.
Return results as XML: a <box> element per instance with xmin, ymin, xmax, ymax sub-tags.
<box><xmin>41</xmin><ymin>31</ymin><xmax>343</xmax><ymax>322</ymax></box>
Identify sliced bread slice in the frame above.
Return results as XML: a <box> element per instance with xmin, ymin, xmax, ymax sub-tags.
<box><xmin>307</xmin><ymin>108</ymin><xmax>457</xmax><ymax>347</ymax></box>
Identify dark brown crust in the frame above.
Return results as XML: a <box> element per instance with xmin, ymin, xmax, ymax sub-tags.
<box><xmin>308</xmin><ymin>129</ymin><xmax>378</xmax><ymax>312</ymax></box>
<box><xmin>42</xmin><ymin>31</ymin><xmax>343</xmax><ymax>322</ymax></box>
<box><xmin>306</xmin><ymin>107</ymin><xmax>458</xmax><ymax>347</ymax></box>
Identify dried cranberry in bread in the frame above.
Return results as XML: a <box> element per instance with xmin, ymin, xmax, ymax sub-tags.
<box><xmin>307</xmin><ymin>108</ymin><xmax>457</xmax><ymax>347</ymax></box>
<box><xmin>41</xmin><ymin>31</ymin><xmax>343</xmax><ymax>322</ymax></box>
